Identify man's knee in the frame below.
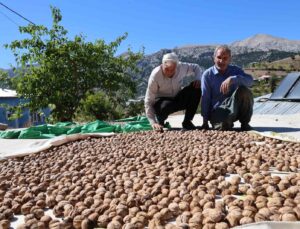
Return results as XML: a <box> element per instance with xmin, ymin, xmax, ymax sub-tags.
<box><xmin>185</xmin><ymin>83</ymin><xmax>201</xmax><ymax>95</ymax></box>
<box><xmin>236</xmin><ymin>86</ymin><xmax>252</xmax><ymax>100</ymax></box>
<box><xmin>155</xmin><ymin>99</ymin><xmax>177</xmax><ymax>116</ymax></box>
<box><xmin>153</xmin><ymin>100</ymin><xmax>162</xmax><ymax>113</ymax></box>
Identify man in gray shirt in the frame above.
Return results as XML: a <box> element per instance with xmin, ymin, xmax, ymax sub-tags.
<box><xmin>145</xmin><ymin>53</ymin><xmax>203</xmax><ymax>131</ymax></box>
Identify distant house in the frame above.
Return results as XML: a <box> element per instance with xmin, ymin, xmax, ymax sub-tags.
<box><xmin>0</xmin><ymin>88</ymin><xmax>50</xmax><ymax>128</ymax></box>
<box><xmin>258</xmin><ymin>75</ymin><xmax>272</xmax><ymax>81</ymax></box>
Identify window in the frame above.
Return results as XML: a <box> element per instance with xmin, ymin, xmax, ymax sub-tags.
<box><xmin>31</xmin><ymin>112</ymin><xmax>44</xmax><ymax>123</ymax></box>
<box><xmin>6</xmin><ymin>109</ymin><xmax>12</xmax><ymax>120</ymax></box>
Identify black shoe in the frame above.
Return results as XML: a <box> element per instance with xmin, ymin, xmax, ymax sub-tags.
<box><xmin>156</xmin><ymin>116</ymin><xmax>166</xmax><ymax>126</ymax></box>
<box><xmin>241</xmin><ymin>123</ymin><xmax>252</xmax><ymax>131</ymax></box>
<box><xmin>182</xmin><ymin>121</ymin><xmax>196</xmax><ymax>130</ymax></box>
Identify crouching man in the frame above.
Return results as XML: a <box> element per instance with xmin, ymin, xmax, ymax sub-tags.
<box><xmin>201</xmin><ymin>45</ymin><xmax>254</xmax><ymax>131</ymax></box>
<box><xmin>145</xmin><ymin>53</ymin><xmax>202</xmax><ymax>131</ymax></box>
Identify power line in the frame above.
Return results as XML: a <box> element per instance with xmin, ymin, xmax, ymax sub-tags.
<box><xmin>0</xmin><ymin>9</ymin><xmax>20</xmax><ymax>27</ymax></box>
<box><xmin>0</xmin><ymin>2</ymin><xmax>36</xmax><ymax>25</ymax></box>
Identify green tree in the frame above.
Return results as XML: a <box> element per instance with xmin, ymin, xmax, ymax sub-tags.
<box><xmin>124</xmin><ymin>100</ymin><xmax>145</xmax><ymax>117</ymax></box>
<box><xmin>6</xmin><ymin>6</ymin><xmax>142</xmax><ymax>122</ymax></box>
<box><xmin>75</xmin><ymin>91</ymin><xmax>124</xmax><ymax>122</ymax></box>
<box><xmin>0</xmin><ymin>70</ymin><xmax>13</xmax><ymax>89</ymax></box>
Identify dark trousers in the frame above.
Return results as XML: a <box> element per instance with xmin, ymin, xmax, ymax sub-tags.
<box><xmin>153</xmin><ymin>83</ymin><xmax>201</xmax><ymax>125</ymax></box>
<box><xmin>210</xmin><ymin>86</ymin><xmax>253</xmax><ymax>130</ymax></box>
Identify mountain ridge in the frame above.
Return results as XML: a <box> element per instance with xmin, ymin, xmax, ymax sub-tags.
<box><xmin>231</xmin><ymin>34</ymin><xmax>300</xmax><ymax>52</ymax></box>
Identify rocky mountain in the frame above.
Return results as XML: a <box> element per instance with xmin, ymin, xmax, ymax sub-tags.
<box><xmin>231</xmin><ymin>34</ymin><xmax>300</xmax><ymax>52</ymax></box>
<box><xmin>135</xmin><ymin>34</ymin><xmax>300</xmax><ymax>96</ymax></box>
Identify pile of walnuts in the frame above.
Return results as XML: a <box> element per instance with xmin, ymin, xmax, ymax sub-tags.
<box><xmin>0</xmin><ymin>130</ymin><xmax>300</xmax><ymax>228</ymax></box>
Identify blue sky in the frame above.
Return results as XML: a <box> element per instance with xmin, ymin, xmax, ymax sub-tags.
<box><xmin>1</xmin><ymin>0</ymin><xmax>300</xmax><ymax>68</ymax></box>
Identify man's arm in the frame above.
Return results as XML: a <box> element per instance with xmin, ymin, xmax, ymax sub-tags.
<box><xmin>220</xmin><ymin>67</ymin><xmax>253</xmax><ymax>95</ymax></box>
<box><xmin>145</xmin><ymin>72</ymin><xmax>159</xmax><ymax>125</ymax></box>
<box><xmin>181</xmin><ymin>62</ymin><xmax>203</xmax><ymax>80</ymax></box>
<box><xmin>230</xmin><ymin>67</ymin><xmax>253</xmax><ymax>87</ymax></box>
<box><xmin>180</xmin><ymin>63</ymin><xmax>203</xmax><ymax>88</ymax></box>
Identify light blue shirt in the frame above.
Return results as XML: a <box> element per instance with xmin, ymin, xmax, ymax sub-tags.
<box><xmin>201</xmin><ymin>65</ymin><xmax>253</xmax><ymax>121</ymax></box>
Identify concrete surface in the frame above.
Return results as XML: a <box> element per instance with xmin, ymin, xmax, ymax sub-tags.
<box><xmin>166</xmin><ymin>113</ymin><xmax>300</xmax><ymax>141</ymax></box>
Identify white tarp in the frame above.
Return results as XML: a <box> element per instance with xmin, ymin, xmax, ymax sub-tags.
<box><xmin>0</xmin><ymin>132</ymin><xmax>115</xmax><ymax>160</ymax></box>
<box><xmin>234</xmin><ymin>222</ymin><xmax>300</xmax><ymax>229</ymax></box>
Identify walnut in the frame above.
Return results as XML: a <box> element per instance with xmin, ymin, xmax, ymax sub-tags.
<box><xmin>21</xmin><ymin>202</ymin><xmax>34</xmax><ymax>215</ymax></box>
<box><xmin>203</xmin><ymin>223</ymin><xmax>216</xmax><ymax>229</ymax></box>
<box><xmin>270</xmin><ymin>214</ymin><xmax>281</xmax><ymax>221</ymax></box>
<box><xmin>73</xmin><ymin>215</ymin><xmax>84</xmax><ymax>229</ymax></box>
<box><xmin>189</xmin><ymin>212</ymin><xmax>203</xmax><ymax>228</ymax></box>
<box><xmin>176</xmin><ymin>211</ymin><xmax>192</xmax><ymax>225</ymax></box>
<box><xmin>148</xmin><ymin>218</ymin><xmax>163</xmax><ymax>229</ymax></box>
<box><xmin>281</xmin><ymin>213</ymin><xmax>297</xmax><ymax>221</ymax></box>
<box><xmin>40</xmin><ymin>215</ymin><xmax>52</xmax><ymax>226</ymax></box>
<box><xmin>279</xmin><ymin>206</ymin><xmax>294</xmax><ymax>215</ymax></box>
<box><xmin>160</xmin><ymin>208</ymin><xmax>173</xmax><ymax>221</ymax></box>
<box><xmin>203</xmin><ymin>208</ymin><xmax>224</xmax><ymax>223</ymax></box>
<box><xmin>230</xmin><ymin>176</ymin><xmax>241</xmax><ymax>185</ymax></box>
<box><xmin>267</xmin><ymin>197</ymin><xmax>283</xmax><ymax>208</ymax></box>
<box><xmin>88</xmin><ymin>212</ymin><xmax>99</xmax><ymax>223</ymax></box>
<box><xmin>215</xmin><ymin>222</ymin><xmax>229</xmax><ymax>229</ymax></box>
<box><xmin>178</xmin><ymin>201</ymin><xmax>189</xmax><ymax>212</ymax></box>
<box><xmin>240</xmin><ymin>216</ymin><xmax>254</xmax><ymax>225</ymax></box>
<box><xmin>81</xmin><ymin>218</ymin><xmax>94</xmax><ymax>229</ymax></box>
<box><xmin>31</xmin><ymin>208</ymin><xmax>44</xmax><ymax>220</ymax></box>
<box><xmin>226</xmin><ymin>210</ymin><xmax>242</xmax><ymax>227</ymax></box>
<box><xmin>255</xmin><ymin>207</ymin><xmax>271</xmax><ymax>222</ymax></box>
<box><xmin>0</xmin><ymin>220</ymin><xmax>10</xmax><ymax>229</ymax></box>
<box><xmin>97</xmin><ymin>214</ymin><xmax>110</xmax><ymax>227</ymax></box>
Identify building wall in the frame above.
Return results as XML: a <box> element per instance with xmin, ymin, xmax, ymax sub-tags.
<box><xmin>0</xmin><ymin>97</ymin><xmax>50</xmax><ymax>128</ymax></box>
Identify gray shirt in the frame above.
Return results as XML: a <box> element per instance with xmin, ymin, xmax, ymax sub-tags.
<box><xmin>145</xmin><ymin>62</ymin><xmax>203</xmax><ymax>124</ymax></box>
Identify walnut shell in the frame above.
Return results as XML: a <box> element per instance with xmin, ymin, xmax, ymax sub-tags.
<box><xmin>203</xmin><ymin>208</ymin><xmax>224</xmax><ymax>223</ymax></box>
<box><xmin>73</xmin><ymin>215</ymin><xmax>84</xmax><ymax>229</ymax></box>
<box><xmin>97</xmin><ymin>214</ymin><xmax>110</xmax><ymax>227</ymax></box>
<box><xmin>107</xmin><ymin>220</ymin><xmax>122</xmax><ymax>229</ymax></box>
<box><xmin>40</xmin><ymin>215</ymin><xmax>52</xmax><ymax>226</ymax></box>
<box><xmin>226</xmin><ymin>210</ymin><xmax>242</xmax><ymax>227</ymax></box>
<box><xmin>240</xmin><ymin>216</ymin><xmax>254</xmax><ymax>225</ymax></box>
<box><xmin>215</xmin><ymin>222</ymin><xmax>229</xmax><ymax>229</ymax></box>
<box><xmin>0</xmin><ymin>220</ymin><xmax>10</xmax><ymax>229</ymax></box>
<box><xmin>281</xmin><ymin>213</ymin><xmax>297</xmax><ymax>221</ymax></box>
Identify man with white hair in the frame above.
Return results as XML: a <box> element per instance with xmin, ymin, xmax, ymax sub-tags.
<box><xmin>145</xmin><ymin>52</ymin><xmax>202</xmax><ymax>131</ymax></box>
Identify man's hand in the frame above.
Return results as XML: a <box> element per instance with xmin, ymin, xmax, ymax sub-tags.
<box><xmin>192</xmin><ymin>80</ymin><xmax>201</xmax><ymax>88</ymax></box>
<box><xmin>201</xmin><ymin>120</ymin><xmax>209</xmax><ymax>130</ymax></box>
<box><xmin>152</xmin><ymin>123</ymin><xmax>164</xmax><ymax>132</ymax></box>
<box><xmin>220</xmin><ymin>77</ymin><xmax>233</xmax><ymax>94</ymax></box>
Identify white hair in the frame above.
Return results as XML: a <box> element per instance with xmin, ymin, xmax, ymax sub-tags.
<box><xmin>162</xmin><ymin>52</ymin><xmax>179</xmax><ymax>65</ymax></box>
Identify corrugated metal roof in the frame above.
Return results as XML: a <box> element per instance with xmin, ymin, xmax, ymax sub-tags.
<box><xmin>0</xmin><ymin>89</ymin><xmax>17</xmax><ymax>98</ymax></box>
<box><xmin>254</xmin><ymin>94</ymin><xmax>300</xmax><ymax>115</ymax></box>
